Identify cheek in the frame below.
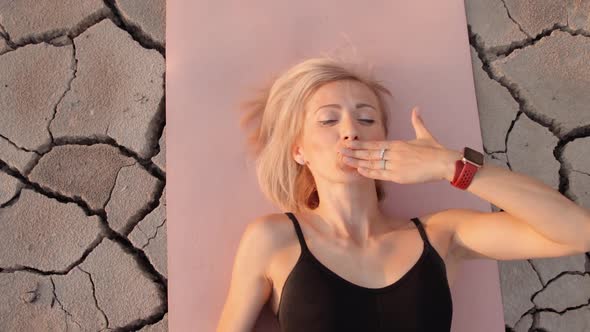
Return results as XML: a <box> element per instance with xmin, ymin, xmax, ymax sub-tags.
<box><xmin>367</xmin><ymin>125</ymin><xmax>387</xmax><ymax>140</ymax></box>
<box><xmin>307</xmin><ymin>134</ymin><xmax>337</xmax><ymax>155</ymax></box>
<box><xmin>304</xmin><ymin>135</ymin><xmax>339</xmax><ymax>166</ymax></box>
<box><xmin>305</xmin><ymin>127</ymin><xmax>334</xmax><ymax>147</ymax></box>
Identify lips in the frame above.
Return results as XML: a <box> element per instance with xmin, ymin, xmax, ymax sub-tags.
<box><xmin>336</xmin><ymin>151</ymin><xmax>355</xmax><ymax>170</ymax></box>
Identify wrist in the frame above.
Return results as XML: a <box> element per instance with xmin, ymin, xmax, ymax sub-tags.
<box><xmin>441</xmin><ymin>149</ymin><xmax>463</xmax><ymax>182</ymax></box>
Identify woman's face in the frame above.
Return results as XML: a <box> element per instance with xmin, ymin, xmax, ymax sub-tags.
<box><xmin>293</xmin><ymin>79</ymin><xmax>387</xmax><ymax>182</ymax></box>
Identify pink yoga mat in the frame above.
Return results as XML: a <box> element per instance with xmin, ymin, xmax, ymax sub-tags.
<box><xmin>167</xmin><ymin>1</ymin><xmax>505</xmax><ymax>331</ymax></box>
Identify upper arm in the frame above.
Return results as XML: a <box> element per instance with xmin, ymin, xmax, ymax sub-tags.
<box><xmin>216</xmin><ymin>215</ymin><xmax>278</xmax><ymax>332</ymax></box>
<box><xmin>444</xmin><ymin>208</ymin><xmax>588</xmax><ymax>261</ymax></box>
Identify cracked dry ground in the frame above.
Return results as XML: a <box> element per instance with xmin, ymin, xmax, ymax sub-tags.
<box><xmin>465</xmin><ymin>0</ymin><xmax>590</xmax><ymax>331</ymax></box>
<box><xmin>2</xmin><ymin>0</ymin><xmax>590</xmax><ymax>331</ymax></box>
<box><xmin>0</xmin><ymin>0</ymin><xmax>167</xmax><ymax>331</ymax></box>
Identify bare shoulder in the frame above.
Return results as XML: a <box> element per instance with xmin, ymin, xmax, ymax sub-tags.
<box><xmin>418</xmin><ymin>208</ymin><xmax>478</xmax><ymax>235</ymax></box>
<box><xmin>246</xmin><ymin>212</ymin><xmax>296</xmax><ymax>244</ymax></box>
<box><xmin>415</xmin><ymin>209</ymin><xmax>456</xmax><ymax>233</ymax></box>
<box><xmin>216</xmin><ymin>213</ymin><xmax>294</xmax><ymax>331</ymax></box>
<box><xmin>244</xmin><ymin>212</ymin><xmax>285</xmax><ymax>238</ymax></box>
<box><xmin>414</xmin><ymin>209</ymin><xmax>462</xmax><ymax>261</ymax></box>
<box><xmin>242</xmin><ymin>212</ymin><xmax>297</xmax><ymax>273</ymax></box>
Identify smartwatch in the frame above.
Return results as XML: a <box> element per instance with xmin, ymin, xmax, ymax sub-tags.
<box><xmin>450</xmin><ymin>147</ymin><xmax>484</xmax><ymax>190</ymax></box>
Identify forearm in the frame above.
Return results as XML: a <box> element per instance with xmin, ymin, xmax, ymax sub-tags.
<box><xmin>441</xmin><ymin>149</ymin><xmax>590</xmax><ymax>251</ymax></box>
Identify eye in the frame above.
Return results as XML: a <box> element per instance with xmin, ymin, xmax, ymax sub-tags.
<box><xmin>319</xmin><ymin>119</ymin><xmax>375</xmax><ymax>126</ymax></box>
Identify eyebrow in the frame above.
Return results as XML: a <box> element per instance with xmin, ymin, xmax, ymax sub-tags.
<box><xmin>315</xmin><ymin>103</ymin><xmax>377</xmax><ymax>113</ymax></box>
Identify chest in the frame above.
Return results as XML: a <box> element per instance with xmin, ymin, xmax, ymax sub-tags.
<box><xmin>268</xmin><ymin>222</ymin><xmax>458</xmax><ymax>317</ymax></box>
<box><xmin>277</xmin><ymin>255</ymin><xmax>453</xmax><ymax>331</ymax></box>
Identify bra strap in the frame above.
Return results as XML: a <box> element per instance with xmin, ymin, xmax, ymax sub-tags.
<box><xmin>411</xmin><ymin>217</ymin><xmax>433</xmax><ymax>248</ymax></box>
<box><xmin>285</xmin><ymin>212</ymin><xmax>309</xmax><ymax>252</ymax></box>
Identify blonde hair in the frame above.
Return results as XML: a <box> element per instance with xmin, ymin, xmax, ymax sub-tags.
<box><xmin>239</xmin><ymin>56</ymin><xmax>394</xmax><ymax>213</ymax></box>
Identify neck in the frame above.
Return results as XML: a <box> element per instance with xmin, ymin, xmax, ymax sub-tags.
<box><xmin>304</xmin><ymin>178</ymin><xmax>384</xmax><ymax>247</ymax></box>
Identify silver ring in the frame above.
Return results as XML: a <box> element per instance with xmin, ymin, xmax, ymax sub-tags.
<box><xmin>379</xmin><ymin>148</ymin><xmax>386</xmax><ymax>159</ymax></box>
<box><xmin>381</xmin><ymin>159</ymin><xmax>386</xmax><ymax>170</ymax></box>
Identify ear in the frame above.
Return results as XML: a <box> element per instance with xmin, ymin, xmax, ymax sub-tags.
<box><xmin>292</xmin><ymin>142</ymin><xmax>305</xmax><ymax>165</ymax></box>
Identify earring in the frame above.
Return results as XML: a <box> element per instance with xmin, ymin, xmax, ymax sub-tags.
<box><xmin>297</xmin><ymin>157</ymin><xmax>305</xmax><ymax>165</ymax></box>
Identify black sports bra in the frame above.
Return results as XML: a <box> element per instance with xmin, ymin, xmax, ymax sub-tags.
<box><xmin>276</xmin><ymin>212</ymin><xmax>453</xmax><ymax>332</ymax></box>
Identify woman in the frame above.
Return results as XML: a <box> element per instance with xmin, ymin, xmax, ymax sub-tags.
<box><xmin>216</xmin><ymin>57</ymin><xmax>590</xmax><ymax>332</ymax></box>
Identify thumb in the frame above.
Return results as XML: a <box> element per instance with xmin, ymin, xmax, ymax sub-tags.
<box><xmin>411</xmin><ymin>107</ymin><xmax>435</xmax><ymax>140</ymax></box>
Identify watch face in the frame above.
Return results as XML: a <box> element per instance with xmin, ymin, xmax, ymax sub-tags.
<box><xmin>463</xmin><ymin>147</ymin><xmax>484</xmax><ymax>166</ymax></box>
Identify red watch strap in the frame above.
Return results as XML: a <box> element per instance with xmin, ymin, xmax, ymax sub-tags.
<box><xmin>450</xmin><ymin>160</ymin><xmax>478</xmax><ymax>190</ymax></box>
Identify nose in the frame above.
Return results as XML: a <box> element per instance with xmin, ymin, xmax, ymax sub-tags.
<box><xmin>340</xmin><ymin>112</ymin><xmax>360</xmax><ymax>142</ymax></box>
<box><xmin>343</xmin><ymin>134</ymin><xmax>359</xmax><ymax>141</ymax></box>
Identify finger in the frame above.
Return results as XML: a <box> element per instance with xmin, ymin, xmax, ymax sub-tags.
<box><xmin>356</xmin><ymin>167</ymin><xmax>392</xmax><ymax>181</ymax></box>
<box><xmin>411</xmin><ymin>107</ymin><xmax>437</xmax><ymax>140</ymax></box>
<box><xmin>344</xmin><ymin>139</ymin><xmax>403</xmax><ymax>150</ymax></box>
<box><xmin>342</xmin><ymin>156</ymin><xmax>390</xmax><ymax>170</ymax></box>
<box><xmin>341</xmin><ymin>147</ymin><xmax>393</xmax><ymax>161</ymax></box>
